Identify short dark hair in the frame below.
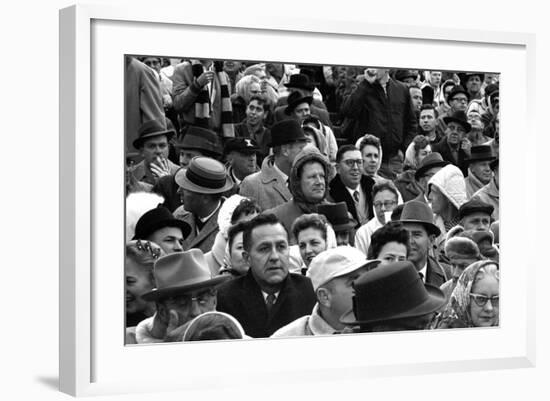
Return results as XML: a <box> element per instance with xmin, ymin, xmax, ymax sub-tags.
<box><xmin>420</xmin><ymin>104</ymin><xmax>438</xmax><ymax>118</ymax></box>
<box><xmin>367</xmin><ymin>221</ymin><xmax>410</xmax><ymax>259</ymax></box>
<box><xmin>230</xmin><ymin>198</ymin><xmax>262</xmax><ymax>224</ymax></box>
<box><xmin>291</xmin><ymin>213</ymin><xmax>328</xmax><ymax>243</ymax></box>
<box><xmin>336</xmin><ymin>144</ymin><xmax>359</xmax><ymax>163</ymax></box>
<box><xmin>227</xmin><ymin>221</ymin><xmax>248</xmax><ymax>252</ymax></box>
<box><xmin>242</xmin><ymin>213</ymin><xmax>287</xmax><ymax>252</ymax></box>
<box><xmin>248</xmin><ymin>95</ymin><xmax>267</xmax><ymax>111</ymax></box>
<box><xmin>372</xmin><ymin>180</ymin><xmax>399</xmax><ymax>200</ymax></box>
<box><xmin>358</xmin><ymin>134</ymin><xmax>381</xmax><ymax>153</ymax></box>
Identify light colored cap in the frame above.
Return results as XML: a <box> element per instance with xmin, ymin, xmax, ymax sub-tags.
<box><xmin>306</xmin><ymin>246</ymin><xmax>380</xmax><ymax>290</ymax></box>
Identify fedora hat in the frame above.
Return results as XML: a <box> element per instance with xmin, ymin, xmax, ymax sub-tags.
<box><xmin>174</xmin><ymin>156</ymin><xmax>233</xmax><ymax>194</ymax></box>
<box><xmin>443</xmin><ymin>110</ymin><xmax>472</xmax><ymax>132</ymax></box>
<box><xmin>340</xmin><ymin>261</ymin><xmax>446</xmax><ymax>326</ymax></box>
<box><xmin>414</xmin><ymin>152</ymin><xmax>449</xmax><ymax>181</ymax></box>
<box><xmin>132</xmin><ymin>206</ymin><xmax>191</xmax><ymax>240</ymax></box>
<box><xmin>317</xmin><ymin>202</ymin><xmax>357</xmax><ymax>232</ymax></box>
<box><xmin>223</xmin><ymin>137</ymin><xmax>260</xmax><ymax>155</ymax></box>
<box><xmin>132</xmin><ymin>119</ymin><xmax>175</xmax><ymax>150</ymax></box>
<box><xmin>466</xmin><ymin>145</ymin><xmax>496</xmax><ymax>164</ymax></box>
<box><xmin>283</xmin><ymin>73</ymin><xmax>317</xmax><ymax>91</ymax></box>
<box><xmin>285</xmin><ymin>91</ymin><xmax>313</xmax><ymax>115</ymax></box>
<box><xmin>447</xmin><ymin>85</ymin><xmax>469</xmax><ymax>102</ymax></box>
<box><xmin>394</xmin><ymin>69</ymin><xmax>418</xmax><ymax>82</ymax></box>
<box><xmin>459</xmin><ymin>72</ymin><xmax>485</xmax><ymax>86</ymax></box>
<box><xmin>141</xmin><ymin>250</ymin><xmax>230</xmax><ymax>301</ymax></box>
<box><xmin>397</xmin><ymin>200</ymin><xmax>441</xmax><ymax>237</ymax></box>
<box><xmin>269</xmin><ymin>119</ymin><xmax>307</xmax><ymax>148</ymax></box>
<box><xmin>173</xmin><ymin>126</ymin><xmax>222</xmax><ymax>158</ymax></box>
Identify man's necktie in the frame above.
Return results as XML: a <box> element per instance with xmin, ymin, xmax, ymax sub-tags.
<box><xmin>266</xmin><ymin>293</ymin><xmax>276</xmax><ymax>313</ymax></box>
<box><xmin>353</xmin><ymin>190</ymin><xmax>360</xmax><ymax>203</ymax></box>
<box><xmin>419</xmin><ymin>271</ymin><xmax>425</xmax><ymax>282</ymax></box>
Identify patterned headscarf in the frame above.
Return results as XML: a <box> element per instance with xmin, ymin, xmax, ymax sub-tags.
<box><xmin>435</xmin><ymin>260</ymin><xmax>499</xmax><ymax>328</ymax></box>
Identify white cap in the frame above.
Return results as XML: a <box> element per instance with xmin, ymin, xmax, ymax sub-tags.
<box><xmin>306</xmin><ymin>246</ymin><xmax>380</xmax><ymax>290</ymax></box>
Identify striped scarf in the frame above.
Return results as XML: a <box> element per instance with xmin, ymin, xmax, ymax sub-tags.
<box><xmin>192</xmin><ymin>61</ymin><xmax>234</xmax><ymax>138</ymax></box>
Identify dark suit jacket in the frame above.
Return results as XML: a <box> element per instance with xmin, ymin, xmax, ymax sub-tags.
<box><xmin>431</xmin><ymin>137</ymin><xmax>469</xmax><ymax>177</ymax></box>
<box><xmin>173</xmin><ymin>204</ymin><xmax>222</xmax><ymax>253</ymax></box>
<box><xmin>426</xmin><ymin>256</ymin><xmax>449</xmax><ymax>288</ymax></box>
<box><xmin>216</xmin><ymin>270</ymin><xmax>316</xmax><ymax>338</ymax></box>
<box><xmin>328</xmin><ymin>174</ymin><xmax>375</xmax><ymax>226</ymax></box>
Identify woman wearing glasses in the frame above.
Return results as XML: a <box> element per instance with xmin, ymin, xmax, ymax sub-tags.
<box><xmin>434</xmin><ymin>260</ymin><xmax>499</xmax><ymax>328</ymax></box>
<box><xmin>354</xmin><ymin>180</ymin><xmax>401</xmax><ymax>256</ymax></box>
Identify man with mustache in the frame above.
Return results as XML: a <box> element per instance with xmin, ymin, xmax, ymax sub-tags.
<box><xmin>216</xmin><ymin>213</ymin><xmax>316</xmax><ymax>337</ymax></box>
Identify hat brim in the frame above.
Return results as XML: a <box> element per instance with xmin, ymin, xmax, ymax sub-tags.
<box><xmin>283</xmin><ymin>83</ymin><xmax>316</xmax><ymax>91</ymax></box>
<box><xmin>332</xmin><ymin>221</ymin><xmax>358</xmax><ymax>232</ymax></box>
<box><xmin>284</xmin><ymin>96</ymin><xmax>313</xmax><ymax>115</ymax></box>
<box><xmin>176</xmin><ymin>173</ymin><xmax>234</xmax><ymax>195</ymax></box>
<box><xmin>415</xmin><ymin>161</ymin><xmax>450</xmax><ymax>181</ymax></box>
<box><xmin>132</xmin><ymin>129</ymin><xmax>175</xmax><ymax>150</ymax></box>
<box><xmin>399</xmin><ymin>219</ymin><xmax>441</xmax><ymax>237</ymax></box>
<box><xmin>443</xmin><ymin>116</ymin><xmax>471</xmax><ymax>132</ymax></box>
<box><xmin>141</xmin><ymin>275</ymin><xmax>230</xmax><ymax>302</ymax></box>
<box><xmin>340</xmin><ymin>284</ymin><xmax>446</xmax><ymax>326</ymax></box>
<box><xmin>466</xmin><ymin>156</ymin><xmax>497</xmax><ymax>164</ymax></box>
<box><xmin>132</xmin><ymin>218</ymin><xmax>191</xmax><ymax>241</ymax></box>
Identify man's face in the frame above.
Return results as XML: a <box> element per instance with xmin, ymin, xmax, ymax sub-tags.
<box><xmin>336</xmin><ymin>150</ymin><xmax>363</xmax><ymax>188</ymax></box>
<box><xmin>228</xmin><ymin>151</ymin><xmax>257</xmax><ymax>178</ymax></box>
<box><xmin>418</xmin><ymin>166</ymin><xmax>443</xmax><ymax>194</ymax></box>
<box><xmin>335</xmin><ymin>230</ymin><xmax>352</xmax><ymax>246</ymax></box>
<box><xmin>297</xmin><ymin>227</ymin><xmax>327</xmax><ymax>267</ymax></box>
<box><xmin>179</xmin><ymin>149</ymin><xmax>203</xmax><ymax>168</ymax></box>
<box><xmin>361</xmin><ymin>144</ymin><xmax>380</xmax><ymax>176</ymax></box>
<box><xmin>147</xmin><ymin>227</ymin><xmax>184</xmax><ymax>254</ymax></box>
<box><xmin>223</xmin><ymin>60</ymin><xmax>242</xmax><ymax>73</ymax></box>
<box><xmin>161</xmin><ymin>288</ymin><xmax>217</xmax><ymax>326</ymax></box>
<box><xmin>429</xmin><ymin>71</ymin><xmax>442</xmax><ymax>86</ymax></box>
<box><xmin>245</xmin><ymin>223</ymin><xmax>290</xmax><ymax>288</ymax></box>
<box><xmin>470</xmin><ymin>160</ymin><xmax>493</xmax><ymax>184</ymax></box>
<box><xmin>466</xmin><ymin>75</ymin><xmax>482</xmax><ymax>93</ymax></box>
<box><xmin>246</xmin><ymin>82</ymin><xmax>261</xmax><ymax>102</ymax></box>
<box><xmin>293</xmin><ymin>102</ymin><xmax>311</xmax><ymax>122</ymax></box>
<box><xmin>245</xmin><ymin>99</ymin><xmax>265</xmax><ymax>126</ymax></box>
<box><xmin>445</xmin><ymin>122</ymin><xmax>466</xmax><ymax>146</ymax></box>
<box><xmin>448</xmin><ymin>256</ymin><xmax>478</xmax><ymax>282</ymax></box>
<box><xmin>324</xmin><ymin>266</ymin><xmax>369</xmax><ymax>322</ymax></box>
<box><xmin>419</xmin><ymin>109</ymin><xmax>436</xmax><ymax>133</ymax></box>
<box><xmin>449</xmin><ymin>93</ymin><xmax>469</xmax><ymax>112</ymax></box>
<box><xmin>461</xmin><ymin>212</ymin><xmax>491</xmax><ymax>231</ymax></box>
<box><xmin>300</xmin><ymin>162</ymin><xmax>326</xmax><ymax>202</ymax></box>
<box><xmin>410</xmin><ymin>87</ymin><xmax>423</xmax><ymax>111</ymax></box>
<box><xmin>141</xmin><ymin>135</ymin><xmax>169</xmax><ymax>165</ymax></box>
<box><xmin>143</xmin><ymin>57</ymin><xmax>161</xmax><ymax>73</ymax></box>
<box><xmin>180</xmin><ymin>188</ymin><xmax>202</xmax><ymax>215</ymax></box>
<box><xmin>403</xmin><ymin>223</ymin><xmax>432</xmax><ymax>268</ymax></box>
<box><xmin>125</xmin><ymin>258</ymin><xmax>155</xmax><ymax>314</ymax></box>
<box><xmin>284</xmin><ymin>141</ymin><xmax>307</xmax><ymax>165</ymax></box>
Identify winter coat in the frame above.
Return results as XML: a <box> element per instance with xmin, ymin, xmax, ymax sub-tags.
<box><xmin>431</xmin><ymin>137</ymin><xmax>469</xmax><ymax>177</ymax></box>
<box><xmin>328</xmin><ymin>174</ymin><xmax>375</xmax><ymax>226</ymax></box>
<box><xmin>472</xmin><ymin>178</ymin><xmax>499</xmax><ymax>220</ymax></box>
<box><xmin>394</xmin><ymin>169</ymin><xmax>423</xmax><ymax>202</ymax></box>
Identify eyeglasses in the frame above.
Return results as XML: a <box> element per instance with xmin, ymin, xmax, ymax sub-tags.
<box><xmin>470</xmin><ymin>293</ymin><xmax>499</xmax><ymax>307</ymax></box>
<box><xmin>341</xmin><ymin>159</ymin><xmax>363</xmax><ymax>168</ymax></box>
<box><xmin>166</xmin><ymin>292</ymin><xmax>214</xmax><ymax>309</ymax></box>
<box><xmin>373</xmin><ymin>200</ymin><xmax>397</xmax><ymax>209</ymax></box>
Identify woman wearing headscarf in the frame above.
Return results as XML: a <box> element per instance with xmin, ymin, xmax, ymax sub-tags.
<box><xmin>394</xmin><ymin>135</ymin><xmax>432</xmax><ymax>202</ymax></box>
<box><xmin>434</xmin><ymin>260</ymin><xmax>499</xmax><ymax>328</ymax></box>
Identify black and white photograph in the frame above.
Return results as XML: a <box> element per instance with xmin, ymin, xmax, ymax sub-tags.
<box><xmin>124</xmin><ymin>57</ymin><xmax>500</xmax><ymax>344</ymax></box>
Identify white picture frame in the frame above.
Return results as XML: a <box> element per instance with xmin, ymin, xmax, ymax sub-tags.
<box><xmin>59</xmin><ymin>3</ymin><xmax>536</xmax><ymax>397</ymax></box>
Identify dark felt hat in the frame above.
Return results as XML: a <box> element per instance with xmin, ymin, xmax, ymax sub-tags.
<box><xmin>414</xmin><ymin>152</ymin><xmax>449</xmax><ymax>181</ymax></box>
<box><xmin>141</xmin><ymin>250</ymin><xmax>230</xmax><ymax>301</ymax></box>
<box><xmin>132</xmin><ymin>206</ymin><xmax>191</xmax><ymax>240</ymax></box>
<box><xmin>224</xmin><ymin>137</ymin><xmax>260</xmax><ymax>155</ymax></box>
<box><xmin>397</xmin><ymin>200</ymin><xmax>441</xmax><ymax>237</ymax></box>
<box><xmin>340</xmin><ymin>261</ymin><xmax>447</xmax><ymax>325</ymax></box>
<box><xmin>285</xmin><ymin>91</ymin><xmax>313</xmax><ymax>115</ymax></box>
<box><xmin>447</xmin><ymin>85</ymin><xmax>470</xmax><ymax>102</ymax></box>
<box><xmin>173</xmin><ymin>126</ymin><xmax>222</xmax><ymax>157</ymax></box>
<box><xmin>132</xmin><ymin>119</ymin><xmax>175</xmax><ymax>149</ymax></box>
<box><xmin>394</xmin><ymin>69</ymin><xmax>418</xmax><ymax>82</ymax></box>
<box><xmin>459</xmin><ymin>72</ymin><xmax>485</xmax><ymax>86</ymax></box>
<box><xmin>269</xmin><ymin>119</ymin><xmax>307</xmax><ymax>148</ymax></box>
<box><xmin>490</xmin><ymin>158</ymin><xmax>499</xmax><ymax>171</ymax></box>
<box><xmin>174</xmin><ymin>156</ymin><xmax>233</xmax><ymax>194</ymax></box>
<box><xmin>458</xmin><ymin>198</ymin><xmax>494</xmax><ymax>220</ymax></box>
<box><xmin>284</xmin><ymin>73</ymin><xmax>317</xmax><ymax>91</ymax></box>
<box><xmin>466</xmin><ymin>145</ymin><xmax>496</xmax><ymax>164</ymax></box>
<box><xmin>317</xmin><ymin>202</ymin><xmax>357</xmax><ymax>232</ymax></box>
<box><xmin>443</xmin><ymin>110</ymin><xmax>472</xmax><ymax>132</ymax></box>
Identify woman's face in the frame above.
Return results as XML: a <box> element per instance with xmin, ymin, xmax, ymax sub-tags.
<box><xmin>229</xmin><ymin>231</ymin><xmax>249</xmax><ymax>275</ymax></box>
<box><xmin>416</xmin><ymin>145</ymin><xmax>431</xmax><ymax>166</ymax></box>
<box><xmin>377</xmin><ymin>241</ymin><xmax>408</xmax><ymax>266</ymax></box>
<box><xmin>298</xmin><ymin>227</ymin><xmax>327</xmax><ymax>267</ymax></box>
<box><xmin>373</xmin><ymin>189</ymin><xmax>398</xmax><ymax>224</ymax></box>
<box><xmin>469</xmin><ymin>274</ymin><xmax>499</xmax><ymax>327</ymax></box>
<box><xmin>125</xmin><ymin>258</ymin><xmax>155</xmax><ymax>314</ymax></box>
<box><xmin>428</xmin><ymin>186</ymin><xmax>449</xmax><ymax>216</ymax></box>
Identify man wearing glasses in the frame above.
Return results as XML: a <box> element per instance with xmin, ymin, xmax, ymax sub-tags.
<box><xmin>328</xmin><ymin>144</ymin><xmax>375</xmax><ymax>227</ymax></box>
<box><xmin>134</xmin><ymin>250</ymin><xmax>229</xmax><ymax>343</ymax></box>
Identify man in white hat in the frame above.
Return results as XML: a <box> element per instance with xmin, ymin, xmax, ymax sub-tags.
<box><xmin>271</xmin><ymin>247</ymin><xmax>379</xmax><ymax>337</ymax></box>
<box><xmin>133</xmin><ymin>250</ymin><xmax>229</xmax><ymax>343</ymax></box>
